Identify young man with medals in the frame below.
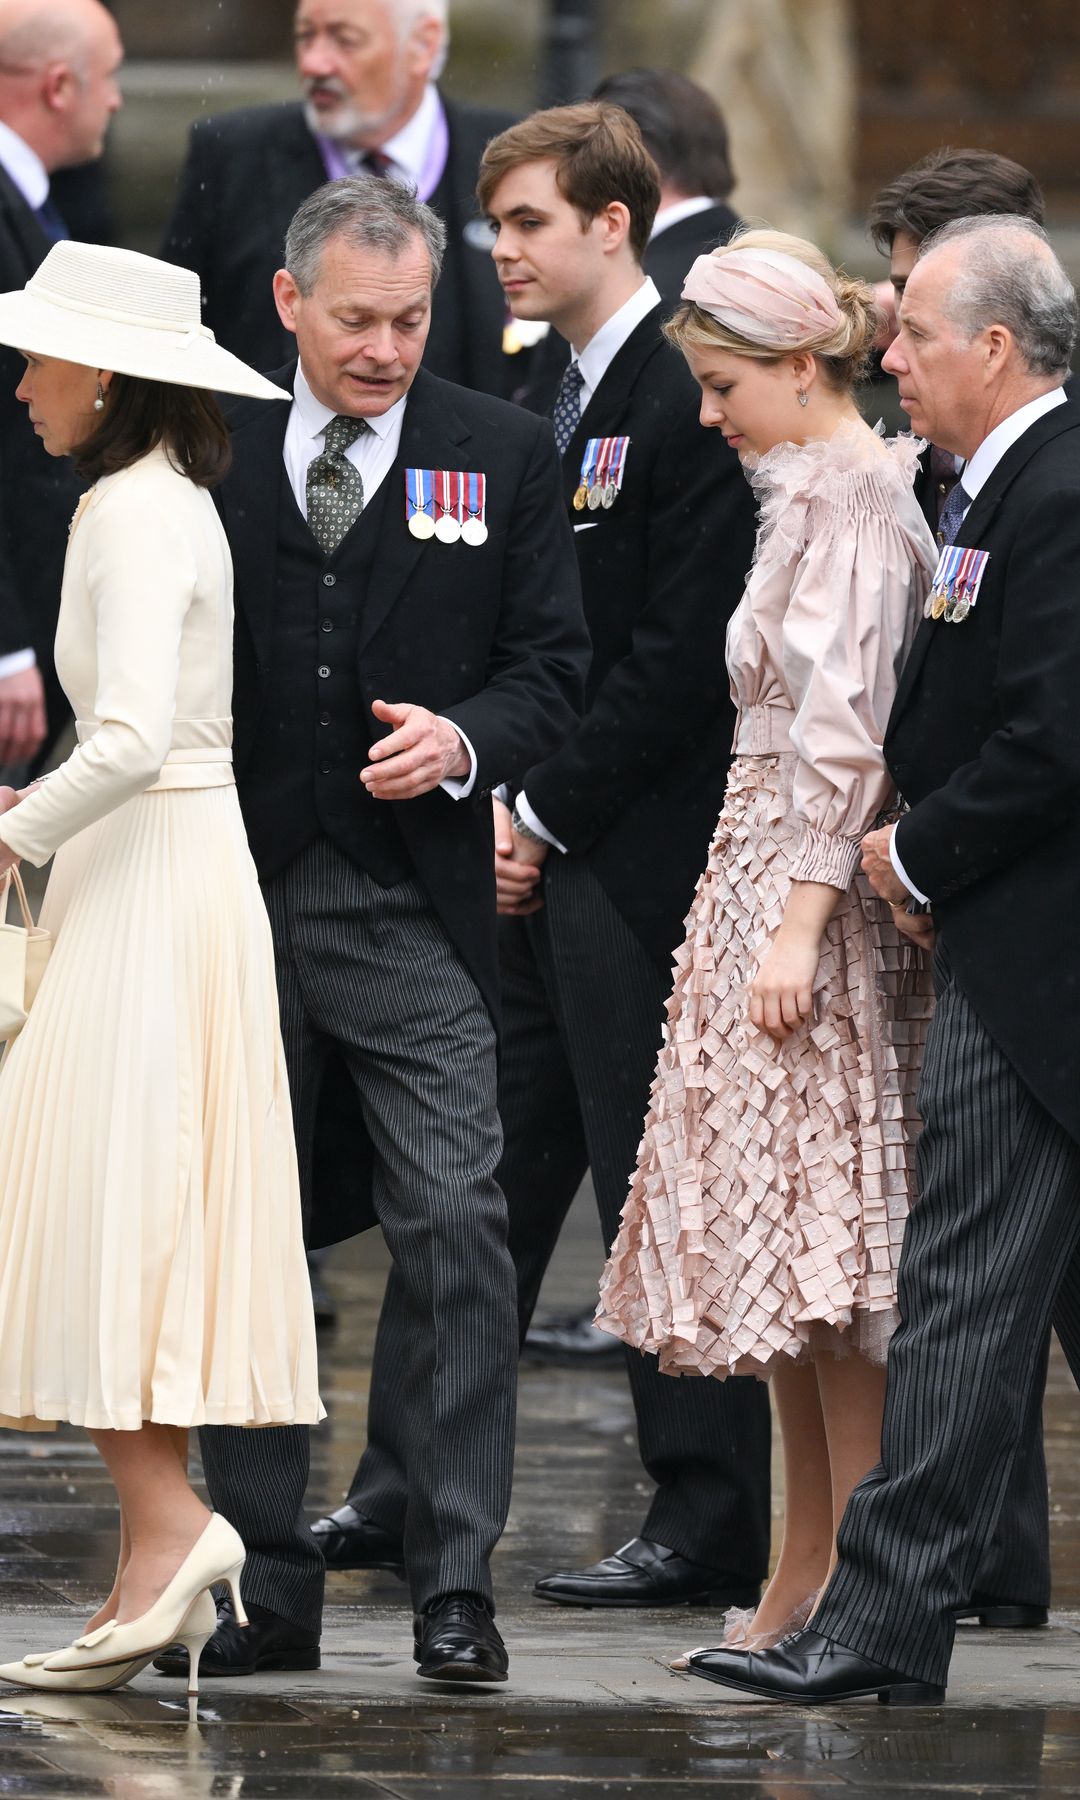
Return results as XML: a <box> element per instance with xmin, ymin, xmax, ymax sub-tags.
<box><xmin>153</xmin><ymin>174</ymin><xmax>588</xmax><ymax>1689</ymax></box>
<box><xmin>461</xmin><ymin>101</ymin><xmax>772</xmax><ymax>1615</ymax></box>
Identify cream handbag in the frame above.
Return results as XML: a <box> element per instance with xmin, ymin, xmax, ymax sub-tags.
<box><xmin>0</xmin><ymin>867</ymin><xmax>51</xmax><ymax>1043</ymax></box>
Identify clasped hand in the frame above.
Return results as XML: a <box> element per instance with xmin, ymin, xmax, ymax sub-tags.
<box><xmin>493</xmin><ymin>796</ymin><xmax>546</xmax><ymax>916</ymax></box>
<box><xmin>360</xmin><ymin>699</ymin><xmax>469</xmax><ymax>801</ymax></box>
<box><xmin>860</xmin><ymin>825</ymin><xmax>936</xmax><ymax>951</ymax></box>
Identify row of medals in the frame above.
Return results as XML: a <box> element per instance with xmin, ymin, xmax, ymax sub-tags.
<box><xmin>408</xmin><ymin>507</ymin><xmax>488</xmax><ymax>546</ymax></box>
<box><xmin>573</xmin><ymin>479</ymin><xmax>619</xmax><ymax>512</ymax></box>
<box><xmin>925</xmin><ymin>587</ymin><xmax>972</xmax><ymax>623</ymax></box>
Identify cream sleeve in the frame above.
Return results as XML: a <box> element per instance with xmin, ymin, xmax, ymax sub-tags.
<box><xmin>781</xmin><ymin>502</ymin><xmax>923</xmax><ymax>891</ymax></box>
<box><xmin>0</xmin><ymin>477</ymin><xmax>198</xmax><ymax>867</ymax></box>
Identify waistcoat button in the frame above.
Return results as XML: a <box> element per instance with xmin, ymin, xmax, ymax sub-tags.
<box><xmin>318</xmin><ymin>664</ymin><xmax>330</xmax><ymax>678</ymax></box>
<box><xmin>323</xmin><ymin>572</ymin><xmax>336</xmax><ymax>587</ymax></box>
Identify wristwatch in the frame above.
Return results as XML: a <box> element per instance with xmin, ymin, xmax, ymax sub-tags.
<box><xmin>511</xmin><ymin>805</ymin><xmax>547</xmax><ymax>846</ymax></box>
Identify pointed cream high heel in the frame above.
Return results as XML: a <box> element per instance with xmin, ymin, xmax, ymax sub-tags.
<box><xmin>0</xmin><ymin>1589</ymin><xmax>218</xmax><ymax>1695</ymax></box>
<box><xmin>37</xmin><ymin>1514</ymin><xmax>245</xmax><ymax>1691</ymax></box>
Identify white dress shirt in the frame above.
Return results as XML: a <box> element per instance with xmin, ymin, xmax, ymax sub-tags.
<box><xmin>890</xmin><ymin>385</ymin><xmax>1068</xmax><ymax>902</ymax></box>
<box><xmin>514</xmin><ymin>278</ymin><xmax>663</xmax><ymax>851</ymax></box>
<box><xmin>337</xmin><ymin>83</ymin><xmax>446</xmax><ymax>198</ymax></box>
<box><xmin>285</xmin><ymin>362</ymin><xmax>476</xmax><ymax>799</ymax></box>
<box><xmin>649</xmin><ymin>194</ymin><xmax>718</xmax><ymax>240</ymax></box>
<box><xmin>0</xmin><ymin>124</ymin><xmax>50</xmax><ymax>680</ymax></box>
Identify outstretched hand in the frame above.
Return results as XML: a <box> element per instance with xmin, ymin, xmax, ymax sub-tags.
<box><xmin>360</xmin><ymin>699</ymin><xmax>470</xmax><ymax>800</ymax></box>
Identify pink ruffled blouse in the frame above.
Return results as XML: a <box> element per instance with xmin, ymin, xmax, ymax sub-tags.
<box><xmin>727</xmin><ymin>421</ymin><xmax>937</xmax><ymax>890</ymax></box>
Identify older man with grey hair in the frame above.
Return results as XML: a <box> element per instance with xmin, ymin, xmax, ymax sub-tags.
<box><xmin>163</xmin><ymin>0</ymin><xmax>516</xmax><ymax>395</ymax></box>
<box><xmin>0</xmin><ymin>0</ymin><xmax>122</xmax><ymax>772</ymax></box>
<box><xmin>682</xmin><ymin>215</ymin><xmax>1080</xmax><ymax>1704</ymax></box>
<box><xmin>150</xmin><ymin>174</ymin><xmax>586</xmax><ymax>1689</ymax></box>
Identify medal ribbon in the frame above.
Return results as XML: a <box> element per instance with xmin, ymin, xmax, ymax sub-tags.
<box><xmin>465</xmin><ymin>471</ymin><xmax>486</xmax><ymax>524</ymax></box>
<box><xmin>406</xmin><ymin>467</ymin><xmax>435</xmax><ymax>523</ymax></box>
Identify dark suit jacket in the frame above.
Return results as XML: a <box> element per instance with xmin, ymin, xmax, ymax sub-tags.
<box><xmin>520</xmin><ymin>303</ymin><xmax>757</xmax><ymax>970</ymax></box>
<box><xmin>644</xmin><ymin>200</ymin><xmax>740</xmax><ymax>311</ymax></box>
<box><xmin>163</xmin><ymin>95</ymin><xmax>516</xmax><ymax>397</ymax></box>
<box><xmin>887</xmin><ymin>400</ymin><xmax>1080</xmax><ymax>1142</ymax></box>
<box><xmin>0</xmin><ymin>165</ymin><xmax>83</xmax><ymax>753</ymax></box>
<box><xmin>219</xmin><ymin>363</ymin><xmax>588</xmax><ymax>1244</ymax></box>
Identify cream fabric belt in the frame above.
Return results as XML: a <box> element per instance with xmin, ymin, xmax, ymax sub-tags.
<box><xmin>732</xmin><ymin>704</ymin><xmax>797</xmax><ymax>756</ymax></box>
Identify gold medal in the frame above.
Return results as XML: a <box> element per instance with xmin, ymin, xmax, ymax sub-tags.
<box><xmin>408</xmin><ymin>511</ymin><xmax>435</xmax><ymax>541</ymax></box>
<box><xmin>573</xmin><ymin>485</ymin><xmax>588</xmax><ymax>511</ymax></box>
<box><xmin>931</xmin><ymin>591</ymin><xmax>948</xmax><ymax>620</ymax></box>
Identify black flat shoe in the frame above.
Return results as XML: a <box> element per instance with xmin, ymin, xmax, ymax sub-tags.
<box><xmin>533</xmin><ymin>1536</ymin><xmax>759</xmax><ymax>1609</ymax></box>
<box><xmin>522</xmin><ymin>1310</ymin><xmax>623</xmax><ymax>1363</ymax></box>
<box><xmin>414</xmin><ymin>1593</ymin><xmax>508</xmax><ymax>1684</ymax></box>
<box><xmin>153</xmin><ymin>1597</ymin><xmax>320</xmax><ymax>1679</ymax></box>
<box><xmin>310</xmin><ymin>1501</ymin><xmax>405</xmax><ymax>1576</ymax></box>
<box><xmin>954</xmin><ymin>1594</ymin><xmax>1049</xmax><ymax>1627</ymax></box>
<box><xmin>684</xmin><ymin>1627</ymin><xmax>945</xmax><ymax>1705</ymax></box>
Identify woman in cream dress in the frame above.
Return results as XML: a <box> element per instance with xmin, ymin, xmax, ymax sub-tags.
<box><xmin>595</xmin><ymin>232</ymin><xmax>938</xmax><ymax>1663</ymax></box>
<box><xmin>0</xmin><ymin>243</ymin><xmax>321</xmax><ymax>1695</ymax></box>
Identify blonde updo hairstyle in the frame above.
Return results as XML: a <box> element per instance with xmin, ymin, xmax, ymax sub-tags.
<box><xmin>665</xmin><ymin>227</ymin><xmax>880</xmax><ymax>392</ymax></box>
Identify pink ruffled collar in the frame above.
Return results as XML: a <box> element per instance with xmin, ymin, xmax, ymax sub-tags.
<box><xmin>745</xmin><ymin>420</ymin><xmax>926</xmax><ymax>564</ymax></box>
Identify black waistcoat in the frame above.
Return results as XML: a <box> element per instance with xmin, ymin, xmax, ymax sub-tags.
<box><xmin>238</xmin><ymin>465</ymin><xmax>412</xmax><ymax>885</ymax></box>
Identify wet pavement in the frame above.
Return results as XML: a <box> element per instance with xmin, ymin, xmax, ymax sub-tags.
<box><xmin>2</xmin><ymin>1190</ymin><xmax>1080</xmax><ymax>1795</ymax></box>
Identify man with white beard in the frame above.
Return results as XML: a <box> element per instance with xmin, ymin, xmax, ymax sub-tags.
<box><xmin>163</xmin><ymin>0</ymin><xmax>515</xmax><ymax>394</ymax></box>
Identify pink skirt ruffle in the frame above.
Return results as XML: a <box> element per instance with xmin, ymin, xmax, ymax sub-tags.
<box><xmin>595</xmin><ymin>754</ymin><xmax>934</xmax><ymax>1379</ymax></box>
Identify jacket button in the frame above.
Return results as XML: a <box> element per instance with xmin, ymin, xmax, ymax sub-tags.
<box><xmin>318</xmin><ymin>664</ymin><xmax>330</xmax><ymax>678</ymax></box>
<box><xmin>323</xmin><ymin>572</ymin><xmax>336</xmax><ymax>587</ymax></box>
<box><xmin>319</xmin><ymin>711</ymin><xmax>331</xmax><ymax>726</ymax></box>
<box><xmin>321</xmin><ymin>619</ymin><xmax>333</xmax><ymax>632</ymax></box>
<box><xmin>319</xmin><ymin>762</ymin><xmax>332</xmax><ymax>775</ymax></box>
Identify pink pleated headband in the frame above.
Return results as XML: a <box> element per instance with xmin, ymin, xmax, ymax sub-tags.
<box><xmin>681</xmin><ymin>247</ymin><xmax>841</xmax><ymax>347</ymax></box>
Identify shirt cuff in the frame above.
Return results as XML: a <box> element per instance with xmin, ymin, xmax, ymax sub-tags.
<box><xmin>0</xmin><ymin>649</ymin><xmax>36</xmax><ymax>680</ymax></box>
<box><xmin>889</xmin><ymin>824</ymin><xmax>930</xmax><ymax>905</ymax></box>
<box><xmin>788</xmin><ymin>825</ymin><xmax>861</xmax><ymax>890</ymax></box>
<box><xmin>438</xmin><ymin>720</ymin><xmax>478</xmax><ymax>800</ymax></box>
<box><xmin>516</xmin><ymin>790</ymin><xmax>568</xmax><ymax>854</ymax></box>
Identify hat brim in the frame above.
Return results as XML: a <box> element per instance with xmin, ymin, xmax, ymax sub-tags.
<box><xmin>0</xmin><ymin>288</ymin><xmax>290</xmax><ymax>402</ymax></box>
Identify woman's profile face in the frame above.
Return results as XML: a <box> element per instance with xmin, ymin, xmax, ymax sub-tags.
<box><xmin>15</xmin><ymin>353</ymin><xmax>106</xmax><ymax>457</ymax></box>
<box><xmin>684</xmin><ymin>345</ymin><xmax>808</xmax><ymax>458</ymax></box>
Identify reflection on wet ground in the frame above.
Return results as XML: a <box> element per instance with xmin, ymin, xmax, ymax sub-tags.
<box><xmin>2</xmin><ymin>1193</ymin><xmax>1080</xmax><ymax>1794</ymax></box>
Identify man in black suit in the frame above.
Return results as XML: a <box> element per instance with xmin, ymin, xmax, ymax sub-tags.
<box><xmin>686</xmin><ymin>217</ymin><xmax>1080</xmax><ymax>1704</ymax></box>
<box><xmin>479</xmin><ymin>101</ymin><xmax>771</xmax><ymax>1610</ymax></box>
<box><xmin>152</xmin><ymin>176</ymin><xmax>587</xmax><ymax>1689</ymax></box>
<box><xmin>0</xmin><ymin>0</ymin><xmax>122</xmax><ymax>772</ymax></box>
<box><xmin>162</xmin><ymin>0</ymin><xmax>515</xmax><ymax>398</ymax></box>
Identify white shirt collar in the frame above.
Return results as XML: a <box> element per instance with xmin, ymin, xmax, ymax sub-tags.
<box><xmin>339</xmin><ymin>83</ymin><xmax>440</xmax><ymax>188</ymax></box>
<box><xmin>573</xmin><ymin>277</ymin><xmax>662</xmax><ymax>397</ymax></box>
<box><xmin>962</xmin><ymin>387</ymin><xmax>1068</xmax><ymax>501</ymax></box>
<box><xmin>649</xmin><ymin>195</ymin><xmax>718</xmax><ymax>240</ymax></box>
<box><xmin>293</xmin><ymin>360</ymin><xmax>407</xmax><ymax>442</ymax></box>
<box><xmin>0</xmin><ymin>120</ymin><xmax>48</xmax><ymax>211</ymax></box>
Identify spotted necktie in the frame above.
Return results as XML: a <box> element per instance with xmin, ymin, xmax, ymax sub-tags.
<box><xmin>551</xmin><ymin>359</ymin><xmax>584</xmax><ymax>458</ymax></box>
<box><xmin>936</xmin><ymin>478</ymin><xmax>971</xmax><ymax>547</ymax></box>
<box><xmin>306</xmin><ymin>414</ymin><xmax>369</xmax><ymax>554</ymax></box>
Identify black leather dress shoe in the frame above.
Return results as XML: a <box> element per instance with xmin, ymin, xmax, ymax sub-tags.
<box><xmin>954</xmin><ymin>1593</ymin><xmax>1049</xmax><ymax>1627</ymax></box>
<box><xmin>522</xmin><ymin>1310</ymin><xmax>622</xmax><ymax>1362</ymax></box>
<box><xmin>310</xmin><ymin>1502</ymin><xmax>405</xmax><ymax>1576</ymax></box>
<box><xmin>684</xmin><ymin>1627</ymin><xmax>945</xmax><ymax>1705</ymax></box>
<box><xmin>533</xmin><ymin>1537</ymin><xmax>759</xmax><ymax>1609</ymax></box>
<box><xmin>153</xmin><ymin>1597</ymin><xmax>320</xmax><ymax>1679</ymax></box>
<box><xmin>414</xmin><ymin>1593</ymin><xmax>509</xmax><ymax>1683</ymax></box>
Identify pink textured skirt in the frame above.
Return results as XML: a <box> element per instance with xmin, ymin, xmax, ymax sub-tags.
<box><xmin>596</xmin><ymin>754</ymin><xmax>934</xmax><ymax>1379</ymax></box>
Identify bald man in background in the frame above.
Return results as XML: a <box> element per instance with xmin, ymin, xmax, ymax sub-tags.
<box><xmin>0</xmin><ymin>0</ymin><xmax>123</xmax><ymax>774</ymax></box>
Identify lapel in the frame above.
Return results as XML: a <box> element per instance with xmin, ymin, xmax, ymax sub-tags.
<box><xmin>0</xmin><ymin>163</ymin><xmax>49</xmax><ymax>278</ymax></box>
<box><xmin>221</xmin><ymin>362</ymin><xmax>294</xmax><ymax>673</ymax></box>
<box><xmin>267</xmin><ymin>108</ymin><xmax>330</xmax><ymax>241</ymax></box>
<box><xmin>891</xmin><ymin>399</ymin><xmax>1080</xmax><ymax>726</ymax></box>
<box><xmin>561</xmin><ymin>308</ymin><xmax>665</xmax><ymax>504</ymax></box>
<box><xmin>358</xmin><ymin>367</ymin><xmax>473</xmax><ymax>655</ymax></box>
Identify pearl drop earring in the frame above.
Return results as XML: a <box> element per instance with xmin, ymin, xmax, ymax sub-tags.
<box><xmin>94</xmin><ymin>382</ymin><xmax>105</xmax><ymax>413</ymax></box>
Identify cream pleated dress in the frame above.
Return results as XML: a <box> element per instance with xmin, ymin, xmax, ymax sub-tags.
<box><xmin>597</xmin><ymin>423</ymin><xmax>938</xmax><ymax>1378</ymax></box>
<box><xmin>0</xmin><ymin>445</ymin><xmax>323</xmax><ymax>1432</ymax></box>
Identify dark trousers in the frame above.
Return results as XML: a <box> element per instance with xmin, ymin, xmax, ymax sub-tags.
<box><xmin>814</xmin><ymin>947</ymin><xmax>1080</xmax><ymax>1685</ymax></box>
<box><xmin>493</xmin><ymin>855</ymin><xmax>772</xmax><ymax>1577</ymax></box>
<box><xmin>199</xmin><ymin>838</ymin><xmax>518</xmax><ymax>1625</ymax></box>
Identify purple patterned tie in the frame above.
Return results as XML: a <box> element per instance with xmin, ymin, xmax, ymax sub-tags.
<box><xmin>936</xmin><ymin>479</ymin><xmax>970</xmax><ymax>547</ymax></box>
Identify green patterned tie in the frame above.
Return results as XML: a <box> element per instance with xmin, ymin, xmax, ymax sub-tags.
<box><xmin>306</xmin><ymin>414</ymin><xmax>370</xmax><ymax>553</ymax></box>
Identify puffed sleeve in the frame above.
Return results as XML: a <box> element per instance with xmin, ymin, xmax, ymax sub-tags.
<box><xmin>782</xmin><ymin>492</ymin><xmax>927</xmax><ymax>891</ymax></box>
<box><xmin>0</xmin><ymin>474</ymin><xmax>198</xmax><ymax>867</ymax></box>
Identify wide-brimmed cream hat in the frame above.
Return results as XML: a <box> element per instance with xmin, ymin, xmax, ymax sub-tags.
<box><xmin>0</xmin><ymin>240</ymin><xmax>289</xmax><ymax>401</ymax></box>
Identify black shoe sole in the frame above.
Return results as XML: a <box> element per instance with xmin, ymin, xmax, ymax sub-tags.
<box><xmin>154</xmin><ymin>1648</ymin><xmax>322</xmax><ymax>1679</ymax></box>
<box><xmin>319</xmin><ymin>1555</ymin><xmax>406</xmax><ymax>1578</ymax></box>
<box><xmin>684</xmin><ymin>1664</ymin><xmax>945</xmax><ymax>1706</ymax></box>
<box><xmin>417</xmin><ymin>1662</ymin><xmax>509</xmax><ymax>1683</ymax></box>
<box><xmin>953</xmin><ymin>1603</ymin><xmax>1048</xmax><ymax>1628</ymax></box>
<box><xmin>532</xmin><ymin>1587</ymin><xmax>753</xmax><ymax>1610</ymax></box>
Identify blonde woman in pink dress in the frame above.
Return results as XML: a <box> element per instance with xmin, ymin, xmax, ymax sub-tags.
<box><xmin>596</xmin><ymin>230</ymin><xmax>938</xmax><ymax>1656</ymax></box>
